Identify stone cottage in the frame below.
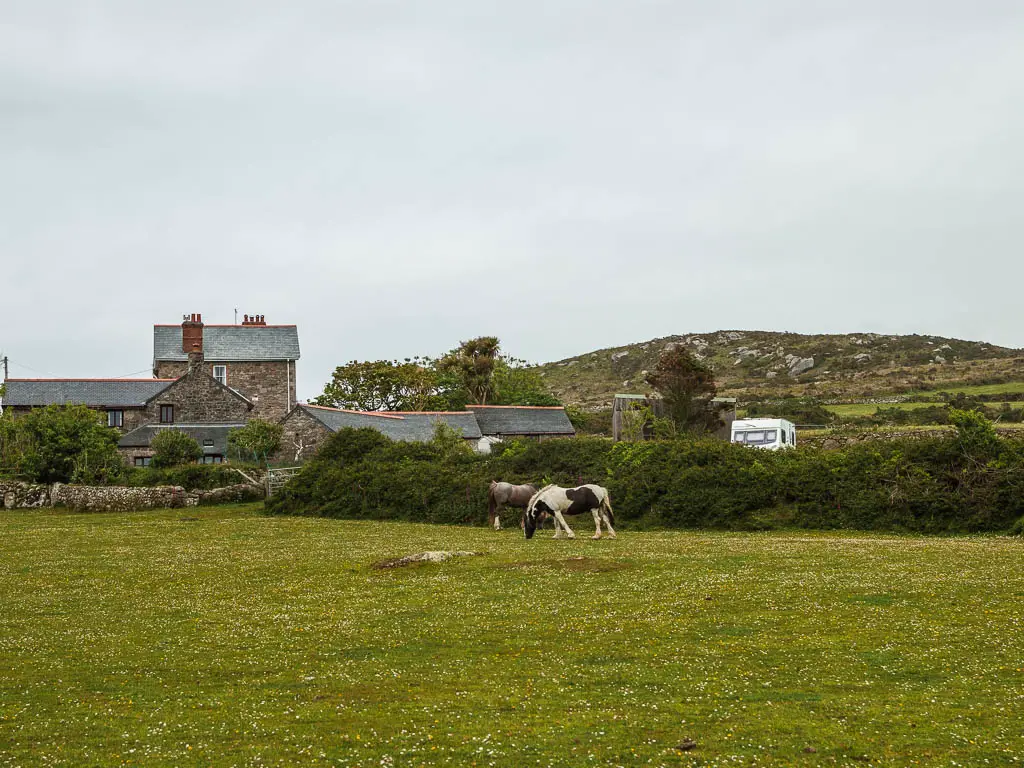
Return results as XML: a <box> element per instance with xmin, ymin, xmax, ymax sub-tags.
<box><xmin>1</xmin><ymin>311</ymin><xmax>300</xmax><ymax>466</ymax></box>
<box><xmin>153</xmin><ymin>313</ymin><xmax>300</xmax><ymax>422</ymax></box>
<box><xmin>274</xmin><ymin>403</ymin><xmax>575</xmax><ymax>463</ymax></box>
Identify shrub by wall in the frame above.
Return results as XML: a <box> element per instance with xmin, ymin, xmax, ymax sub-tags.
<box><xmin>123</xmin><ymin>464</ymin><xmax>255</xmax><ymax>491</ymax></box>
<box><xmin>265</xmin><ymin>417</ymin><xmax>1024</xmax><ymax>533</ymax></box>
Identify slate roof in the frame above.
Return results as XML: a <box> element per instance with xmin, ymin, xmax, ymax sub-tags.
<box><xmin>2</xmin><ymin>379</ymin><xmax>174</xmax><ymax>408</ymax></box>
<box><xmin>153</xmin><ymin>325</ymin><xmax>300</xmax><ymax>362</ymax></box>
<box><xmin>465</xmin><ymin>405</ymin><xmax>576</xmax><ymax>436</ymax></box>
<box><xmin>118</xmin><ymin>423</ymin><xmax>246</xmax><ymax>454</ymax></box>
<box><xmin>299</xmin><ymin>405</ymin><xmax>483</xmax><ymax>442</ymax></box>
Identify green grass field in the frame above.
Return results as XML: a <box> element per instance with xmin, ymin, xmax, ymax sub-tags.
<box><xmin>2</xmin><ymin>505</ymin><xmax>1023</xmax><ymax>767</ymax></box>
<box><xmin>823</xmin><ymin>402</ymin><xmax>943</xmax><ymax>418</ymax></box>
<box><xmin>915</xmin><ymin>382</ymin><xmax>1024</xmax><ymax>398</ymax></box>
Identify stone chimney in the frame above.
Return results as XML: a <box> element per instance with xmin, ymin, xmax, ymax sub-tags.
<box><xmin>241</xmin><ymin>314</ymin><xmax>267</xmax><ymax>326</ymax></box>
<box><xmin>182</xmin><ymin>313</ymin><xmax>204</xmax><ymax>370</ymax></box>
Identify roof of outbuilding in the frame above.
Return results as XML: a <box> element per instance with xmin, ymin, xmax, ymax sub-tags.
<box><xmin>153</xmin><ymin>325</ymin><xmax>300</xmax><ymax>362</ymax></box>
<box><xmin>298</xmin><ymin>405</ymin><xmax>483</xmax><ymax>442</ymax></box>
<box><xmin>118</xmin><ymin>423</ymin><xmax>246</xmax><ymax>453</ymax></box>
<box><xmin>2</xmin><ymin>378</ymin><xmax>174</xmax><ymax>408</ymax></box>
<box><xmin>465</xmin><ymin>405</ymin><xmax>576</xmax><ymax>436</ymax></box>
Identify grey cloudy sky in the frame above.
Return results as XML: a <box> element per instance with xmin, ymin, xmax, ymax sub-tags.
<box><xmin>3</xmin><ymin>0</ymin><xmax>1023</xmax><ymax>400</ymax></box>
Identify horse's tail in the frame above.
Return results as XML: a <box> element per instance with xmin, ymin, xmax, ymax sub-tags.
<box><xmin>601</xmin><ymin>490</ymin><xmax>615</xmax><ymax>526</ymax></box>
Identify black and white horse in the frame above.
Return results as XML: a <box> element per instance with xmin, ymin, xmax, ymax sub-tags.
<box><xmin>523</xmin><ymin>484</ymin><xmax>616</xmax><ymax>540</ymax></box>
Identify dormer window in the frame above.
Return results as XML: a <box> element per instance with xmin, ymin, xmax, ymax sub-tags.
<box><xmin>213</xmin><ymin>365</ymin><xmax>227</xmax><ymax>386</ymax></box>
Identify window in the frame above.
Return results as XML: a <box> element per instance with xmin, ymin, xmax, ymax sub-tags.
<box><xmin>160</xmin><ymin>405</ymin><xmax>174</xmax><ymax>424</ymax></box>
<box><xmin>781</xmin><ymin>430</ymin><xmax>787</xmax><ymax>445</ymax></box>
<box><xmin>213</xmin><ymin>365</ymin><xmax>227</xmax><ymax>386</ymax></box>
<box><xmin>134</xmin><ymin>456</ymin><xmax>152</xmax><ymax>467</ymax></box>
<box><xmin>200</xmin><ymin>455</ymin><xmax>223</xmax><ymax>464</ymax></box>
<box><xmin>107</xmin><ymin>410</ymin><xmax>124</xmax><ymax>428</ymax></box>
<box><xmin>203</xmin><ymin>439</ymin><xmax>214</xmax><ymax>447</ymax></box>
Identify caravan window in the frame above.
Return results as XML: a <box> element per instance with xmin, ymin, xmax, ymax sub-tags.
<box><xmin>781</xmin><ymin>430</ymin><xmax>787</xmax><ymax>444</ymax></box>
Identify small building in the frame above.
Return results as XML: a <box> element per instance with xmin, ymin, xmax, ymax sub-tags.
<box><xmin>275</xmin><ymin>403</ymin><xmax>576</xmax><ymax>462</ymax></box>
<box><xmin>276</xmin><ymin>404</ymin><xmax>484</xmax><ymax>463</ymax></box>
<box><xmin>1</xmin><ymin>378</ymin><xmax>175</xmax><ymax>432</ymax></box>
<box><xmin>119</xmin><ymin>422</ymin><xmax>247</xmax><ymax>466</ymax></box>
<box><xmin>465</xmin><ymin>405</ymin><xmax>576</xmax><ymax>441</ymax></box>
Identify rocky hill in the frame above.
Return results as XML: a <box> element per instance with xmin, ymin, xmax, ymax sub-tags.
<box><xmin>538</xmin><ymin>330</ymin><xmax>1024</xmax><ymax>408</ymax></box>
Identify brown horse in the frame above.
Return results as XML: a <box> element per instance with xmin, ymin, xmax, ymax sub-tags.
<box><xmin>487</xmin><ymin>481</ymin><xmax>539</xmax><ymax>531</ymax></box>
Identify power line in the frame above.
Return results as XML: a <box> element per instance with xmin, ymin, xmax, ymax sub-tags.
<box><xmin>8</xmin><ymin>358</ymin><xmax>58</xmax><ymax>378</ymax></box>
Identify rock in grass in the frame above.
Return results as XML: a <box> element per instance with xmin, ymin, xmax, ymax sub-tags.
<box><xmin>373</xmin><ymin>551</ymin><xmax>481</xmax><ymax>569</ymax></box>
<box><xmin>675</xmin><ymin>739</ymin><xmax>697</xmax><ymax>751</ymax></box>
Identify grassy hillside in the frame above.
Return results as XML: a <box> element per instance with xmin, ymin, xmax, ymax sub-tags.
<box><xmin>2</xmin><ymin>506</ymin><xmax>1023</xmax><ymax>766</ymax></box>
<box><xmin>538</xmin><ymin>330</ymin><xmax>1024</xmax><ymax>408</ymax></box>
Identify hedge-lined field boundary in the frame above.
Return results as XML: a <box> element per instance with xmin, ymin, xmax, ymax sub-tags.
<box><xmin>266</xmin><ymin>411</ymin><xmax>1024</xmax><ymax>534</ymax></box>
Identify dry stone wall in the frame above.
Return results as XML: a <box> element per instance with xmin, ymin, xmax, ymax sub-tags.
<box><xmin>0</xmin><ymin>480</ymin><xmax>263</xmax><ymax>512</ymax></box>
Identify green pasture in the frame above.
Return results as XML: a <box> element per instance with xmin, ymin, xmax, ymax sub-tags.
<box><xmin>823</xmin><ymin>402</ymin><xmax>942</xmax><ymax>418</ymax></box>
<box><xmin>915</xmin><ymin>381</ymin><xmax>1024</xmax><ymax>398</ymax></box>
<box><xmin>2</xmin><ymin>505</ymin><xmax>1023</xmax><ymax>767</ymax></box>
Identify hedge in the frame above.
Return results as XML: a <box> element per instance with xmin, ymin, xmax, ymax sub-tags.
<box><xmin>265</xmin><ymin>413</ymin><xmax>1024</xmax><ymax>533</ymax></box>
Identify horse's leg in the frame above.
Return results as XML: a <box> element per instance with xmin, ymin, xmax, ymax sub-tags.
<box><xmin>600</xmin><ymin>510</ymin><xmax>617</xmax><ymax>539</ymax></box>
<box><xmin>591</xmin><ymin>508</ymin><xmax>603</xmax><ymax>539</ymax></box>
<box><xmin>553</xmin><ymin>510</ymin><xmax>575</xmax><ymax>539</ymax></box>
<box><xmin>494</xmin><ymin>502</ymin><xmax>501</xmax><ymax>531</ymax></box>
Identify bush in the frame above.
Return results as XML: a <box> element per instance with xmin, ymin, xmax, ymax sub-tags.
<box><xmin>124</xmin><ymin>464</ymin><xmax>252</xmax><ymax>490</ymax></box>
<box><xmin>7</xmin><ymin>405</ymin><xmax>125</xmax><ymax>484</ymax></box>
<box><xmin>228</xmin><ymin>420</ymin><xmax>283</xmax><ymax>466</ymax></box>
<box><xmin>267</xmin><ymin>421</ymin><xmax>1024</xmax><ymax>533</ymax></box>
<box><xmin>150</xmin><ymin>430</ymin><xmax>203</xmax><ymax>469</ymax></box>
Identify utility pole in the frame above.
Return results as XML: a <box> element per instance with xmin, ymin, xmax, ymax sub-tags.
<box><xmin>1</xmin><ymin>355</ymin><xmax>7</xmax><ymax>381</ymax></box>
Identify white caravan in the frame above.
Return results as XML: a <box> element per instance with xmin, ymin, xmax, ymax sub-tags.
<box><xmin>731</xmin><ymin>418</ymin><xmax>796</xmax><ymax>450</ymax></box>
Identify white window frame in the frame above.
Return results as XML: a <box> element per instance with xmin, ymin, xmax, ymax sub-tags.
<box><xmin>213</xmin><ymin>365</ymin><xmax>227</xmax><ymax>386</ymax></box>
<box><xmin>107</xmin><ymin>409</ymin><xmax>124</xmax><ymax>428</ymax></box>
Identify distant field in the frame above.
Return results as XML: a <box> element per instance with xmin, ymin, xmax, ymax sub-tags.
<box><xmin>915</xmin><ymin>381</ymin><xmax>1024</xmax><ymax>397</ymax></box>
<box><xmin>2</xmin><ymin>506</ymin><xmax>1023</xmax><ymax>766</ymax></box>
<box><xmin>824</xmin><ymin>402</ymin><xmax>942</xmax><ymax>418</ymax></box>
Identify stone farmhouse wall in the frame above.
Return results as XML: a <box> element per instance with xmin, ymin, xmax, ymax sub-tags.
<box><xmin>155</xmin><ymin>360</ymin><xmax>295</xmax><ymax>422</ymax></box>
<box><xmin>0</xmin><ymin>480</ymin><xmax>263</xmax><ymax>512</ymax></box>
<box><xmin>144</xmin><ymin>371</ymin><xmax>252</xmax><ymax>423</ymax></box>
<box><xmin>273</xmin><ymin>408</ymin><xmax>332</xmax><ymax>464</ymax></box>
<box><xmin>3</xmin><ymin>405</ymin><xmax>150</xmax><ymax>433</ymax></box>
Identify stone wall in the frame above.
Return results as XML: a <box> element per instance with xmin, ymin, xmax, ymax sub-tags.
<box><xmin>144</xmin><ymin>368</ymin><xmax>252</xmax><ymax>424</ymax></box>
<box><xmin>0</xmin><ymin>480</ymin><xmax>264</xmax><ymax>512</ymax></box>
<box><xmin>154</xmin><ymin>360</ymin><xmax>296</xmax><ymax>422</ymax></box>
<box><xmin>272</xmin><ymin>407</ymin><xmax>333</xmax><ymax>464</ymax></box>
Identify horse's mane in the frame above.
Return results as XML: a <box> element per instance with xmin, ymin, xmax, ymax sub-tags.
<box><xmin>526</xmin><ymin>483</ymin><xmax>559</xmax><ymax>511</ymax></box>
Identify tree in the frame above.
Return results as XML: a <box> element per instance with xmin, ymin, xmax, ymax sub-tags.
<box><xmin>313</xmin><ymin>360</ymin><xmax>453</xmax><ymax>412</ymax></box>
<box><xmin>228</xmin><ymin>420</ymin><xmax>283</xmax><ymax>466</ymax></box>
<box><xmin>490</xmin><ymin>357</ymin><xmax>561</xmax><ymax>406</ymax></box>
<box><xmin>437</xmin><ymin>337</ymin><xmax>501</xmax><ymax>405</ymax></box>
<box><xmin>16</xmin><ymin>404</ymin><xmax>125</xmax><ymax>484</ymax></box>
<box><xmin>645</xmin><ymin>347</ymin><xmax>719</xmax><ymax>433</ymax></box>
<box><xmin>150</xmin><ymin>430</ymin><xmax>203</xmax><ymax>469</ymax></box>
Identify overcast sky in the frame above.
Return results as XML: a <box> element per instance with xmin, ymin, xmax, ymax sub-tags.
<box><xmin>3</xmin><ymin>1</ymin><xmax>1023</xmax><ymax>400</ymax></box>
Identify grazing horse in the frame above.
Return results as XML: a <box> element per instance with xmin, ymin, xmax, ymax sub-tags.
<box><xmin>524</xmin><ymin>484</ymin><xmax>616</xmax><ymax>540</ymax></box>
<box><xmin>487</xmin><ymin>481</ymin><xmax>539</xmax><ymax>531</ymax></box>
